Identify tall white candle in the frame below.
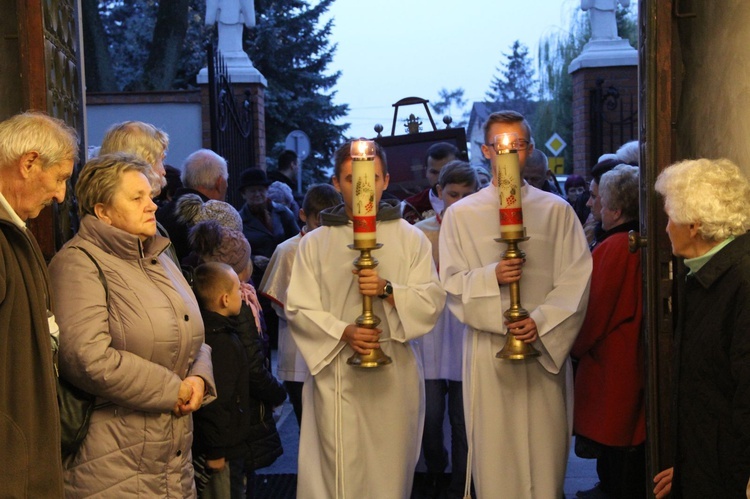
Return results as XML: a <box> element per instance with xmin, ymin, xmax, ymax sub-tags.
<box><xmin>351</xmin><ymin>140</ymin><xmax>377</xmax><ymax>248</ymax></box>
<box><xmin>493</xmin><ymin>133</ymin><xmax>525</xmax><ymax>238</ymax></box>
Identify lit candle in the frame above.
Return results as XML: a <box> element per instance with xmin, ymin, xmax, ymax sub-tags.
<box><xmin>351</xmin><ymin>140</ymin><xmax>377</xmax><ymax>249</ymax></box>
<box><xmin>493</xmin><ymin>133</ymin><xmax>525</xmax><ymax>238</ymax></box>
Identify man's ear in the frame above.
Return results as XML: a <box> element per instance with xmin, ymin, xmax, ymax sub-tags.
<box><xmin>382</xmin><ymin>173</ymin><xmax>390</xmax><ymax>190</ymax></box>
<box><xmin>436</xmin><ymin>184</ymin><xmax>443</xmax><ymax>201</ymax></box>
<box><xmin>19</xmin><ymin>152</ymin><xmax>40</xmax><ymax>178</ymax></box>
<box><xmin>298</xmin><ymin>209</ymin><xmax>307</xmax><ymax>223</ymax></box>
<box><xmin>332</xmin><ymin>175</ymin><xmax>342</xmax><ymax>193</ymax></box>
<box><xmin>481</xmin><ymin>144</ymin><xmax>492</xmax><ymax>160</ymax></box>
<box><xmin>220</xmin><ymin>292</ymin><xmax>230</xmax><ymax>309</ymax></box>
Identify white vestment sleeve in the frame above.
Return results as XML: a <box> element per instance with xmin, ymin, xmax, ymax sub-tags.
<box><xmin>528</xmin><ymin>206</ymin><xmax>592</xmax><ymax>373</ymax></box>
<box><xmin>286</xmin><ymin>233</ymin><xmax>351</xmax><ymax>376</ymax></box>
<box><xmin>439</xmin><ymin>208</ymin><xmax>507</xmax><ymax>334</ymax></box>
<box><xmin>381</xmin><ymin>223</ymin><xmax>445</xmax><ymax>343</ymax></box>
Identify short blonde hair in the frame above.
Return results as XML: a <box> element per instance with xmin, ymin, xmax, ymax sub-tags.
<box><xmin>99</xmin><ymin>121</ymin><xmax>168</xmax><ymax>168</ymax></box>
<box><xmin>76</xmin><ymin>153</ymin><xmax>151</xmax><ymax>217</ymax></box>
<box><xmin>0</xmin><ymin>111</ymin><xmax>78</xmax><ymax>170</ymax></box>
<box><xmin>655</xmin><ymin>158</ymin><xmax>750</xmax><ymax>241</ymax></box>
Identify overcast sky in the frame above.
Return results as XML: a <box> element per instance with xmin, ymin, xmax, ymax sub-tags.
<box><xmin>322</xmin><ymin>0</ymin><xmax>588</xmax><ymax>139</ymax></box>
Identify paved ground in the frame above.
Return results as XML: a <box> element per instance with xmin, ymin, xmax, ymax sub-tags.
<box><xmin>259</xmin><ymin>368</ymin><xmax>598</xmax><ymax>498</ymax></box>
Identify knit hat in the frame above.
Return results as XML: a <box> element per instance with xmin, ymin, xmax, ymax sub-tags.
<box><xmin>267</xmin><ymin>181</ymin><xmax>294</xmax><ymax>207</ymax></box>
<box><xmin>176</xmin><ymin>194</ymin><xmax>242</xmax><ymax>232</ymax></box>
<box><xmin>189</xmin><ymin>220</ymin><xmax>251</xmax><ymax>276</ymax></box>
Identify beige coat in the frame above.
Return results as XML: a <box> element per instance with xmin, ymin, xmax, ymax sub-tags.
<box><xmin>49</xmin><ymin>215</ymin><xmax>216</xmax><ymax>498</ymax></box>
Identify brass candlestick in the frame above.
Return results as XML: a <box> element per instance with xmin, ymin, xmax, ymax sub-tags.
<box><xmin>495</xmin><ymin>234</ymin><xmax>540</xmax><ymax>360</ymax></box>
<box><xmin>347</xmin><ymin>244</ymin><xmax>392</xmax><ymax>368</ymax></box>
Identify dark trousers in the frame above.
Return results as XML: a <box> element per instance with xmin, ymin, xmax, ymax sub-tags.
<box><xmin>229</xmin><ymin>458</ymin><xmax>256</xmax><ymax>499</ymax></box>
<box><xmin>596</xmin><ymin>443</ymin><xmax>646</xmax><ymax>498</ymax></box>
<box><xmin>422</xmin><ymin>379</ymin><xmax>468</xmax><ymax>498</ymax></box>
<box><xmin>284</xmin><ymin>380</ymin><xmax>304</xmax><ymax>428</ymax></box>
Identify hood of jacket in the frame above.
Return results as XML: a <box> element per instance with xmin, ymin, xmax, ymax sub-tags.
<box><xmin>77</xmin><ymin>214</ymin><xmax>171</xmax><ymax>260</ymax></box>
<box><xmin>320</xmin><ymin>199</ymin><xmax>401</xmax><ymax>227</ymax></box>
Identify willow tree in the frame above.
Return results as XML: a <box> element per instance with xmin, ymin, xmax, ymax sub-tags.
<box><xmin>534</xmin><ymin>4</ymin><xmax>637</xmax><ymax>171</ymax></box>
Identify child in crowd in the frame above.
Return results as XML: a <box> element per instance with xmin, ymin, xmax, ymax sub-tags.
<box><xmin>286</xmin><ymin>141</ymin><xmax>445</xmax><ymax>498</ymax></box>
<box><xmin>192</xmin><ymin>262</ymin><xmax>287</xmax><ymax>499</ymax></box>
<box><xmin>414</xmin><ymin>160</ymin><xmax>478</xmax><ymax>498</ymax></box>
<box><xmin>259</xmin><ymin>183</ymin><xmax>342</xmax><ymax>427</ymax></box>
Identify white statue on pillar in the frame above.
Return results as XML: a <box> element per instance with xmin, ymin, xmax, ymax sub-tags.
<box><xmin>205</xmin><ymin>0</ymin><xmax>256</xmax><ymax>54</ymax></box>
<box><xmin>581</xmin><ymin>0</ymin><xmax>630</xmax><ymax>41</ymax></box>
<box><xmin>568</xmin><ymin>0</ymin><xmax>636</xmax><ymax>72</ymax></box>
<box><xmin>201</xmin><ymin>0</ymin><xmax>265</xmax><ymax>84</ymax></box>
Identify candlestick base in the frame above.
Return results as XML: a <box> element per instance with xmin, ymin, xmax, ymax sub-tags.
<box><xmin>494</xmin><ymin>235</ymin><xmax>541</xmax><ymax>360</ymax></box>
<box><xmin>346</xmin><ymin>244</ymin><xmax>393</xmax><ymax>368</ymax></box>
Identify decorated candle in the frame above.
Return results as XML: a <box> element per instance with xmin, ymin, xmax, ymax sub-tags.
<box><xmin>493</xmin><ymin>133</ymin><xmax>525</xmax><ymax>238</ymax></box>
<box><xmin>351</xmin><ymin>140</ymin><xmax>377</xmax><ymax>248</ymax></box>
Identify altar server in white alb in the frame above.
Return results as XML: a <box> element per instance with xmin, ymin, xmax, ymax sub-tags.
<box><xmin>439</xmin><ymin>110</ymin><xmax>592</xmax><ymax>498</ymax></box>
<box><xmin>286</xmin><ymin>141</ymin><xmax>445</xmax><ymax>499</ymax></box>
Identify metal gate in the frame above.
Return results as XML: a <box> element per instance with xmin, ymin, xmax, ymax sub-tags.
<box><xmin>206</xmin><ymin>42</ymin><xmax>255</xmax><ymax>209</ymax></box>
<box><xmin>589</xmin><ymin>78</ymin><xmax>638</xmax><ymax>162</ymax></box>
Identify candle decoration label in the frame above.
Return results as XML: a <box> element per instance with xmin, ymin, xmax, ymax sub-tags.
<box><xmin>493</xmin><ymin>132</ymin><xmax>525</xmax><ymax>239</ymax></box>
<box><xmin>351</xmin><ymin>140</ymin><xmax>377</xmax><ymax>248</ymax></box>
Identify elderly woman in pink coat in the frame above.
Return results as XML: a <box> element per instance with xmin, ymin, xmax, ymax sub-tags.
<box><xmin>49</xmin><ymin>153</ymin><xmax>216</xmax><ymax>497</ymax></box>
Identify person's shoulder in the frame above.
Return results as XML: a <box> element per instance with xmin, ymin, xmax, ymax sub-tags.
<box><xmin>526</xmin><ymin>184</ymin><xmax>569</xmax><ymax>205</ymax></box>
<box><xmin>297</xmin><ymin>223</ymin><xmax>339</xmax><ymax>249</ymax></box>
<box><xmin>404</xmin><ymin>188</ymin><xmax>430</xmax><ymax>205</ymax></box>
<box><xmin>415</xmin><ymin>215</ymin><xmax>439</xmax><ymax>233</ymax></box>
<box><xmin>276</xmin><ymin>233</ymin><xmax>302</xmax><ymax>251</ymax></box>
<box><xmin>594</xmin><ymin>231</ymin><xmax>629</xmax><ymax>254</ymax></box>
<box><xmin>449</xmin><ymin>185</ymin><xmax>492</xmax><ymax>212</ymax></box>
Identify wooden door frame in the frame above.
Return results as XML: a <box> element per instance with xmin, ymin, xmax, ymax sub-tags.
<box><xmin>639</xmin><ymin>0</ymin><xmax>678</xmax><ymax>486</ymax></box>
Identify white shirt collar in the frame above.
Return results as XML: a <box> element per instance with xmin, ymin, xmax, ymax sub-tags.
<box><xmin>0</xmin><ymin>191</ymin><xmax>27</xmax><ymax>229</ymax></box>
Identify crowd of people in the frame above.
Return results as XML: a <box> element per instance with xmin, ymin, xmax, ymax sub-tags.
<box><xmin>1</xmin><ymin>109</ymin><xmax>749</xmax><ymax>499</ymax></box>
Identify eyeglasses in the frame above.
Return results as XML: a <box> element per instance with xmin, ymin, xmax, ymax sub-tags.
<box><xmin>485</xmin><ymin>139</ymin><xmax>531</xmax><ymax>151</ymax></box>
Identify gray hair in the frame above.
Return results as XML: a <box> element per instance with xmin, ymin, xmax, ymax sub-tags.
<box><xmin>615</xmin><ymin>140</ymin><xmax>639</xmax><ymax>166</ymax></box>
<box><xmin>0</xmin><ymin>112</ymin><xmax>78</xmax><ymax>170</ymax></box>
<box><xmin>181</xmin><ymin>149</ymin><xmax>228</xmax><ymax>190</ymax></box>
<box><xmin>599</xmin><ymin>164</ymin><xmax>640</xmax><ymax>222</ymax></box>
<box><xmin>523</xmin><ymin>149</ymin><xmax>549</xmax><ymax>189</ymax></box>
<box><xmin>655</xmin><ymin>158</ymin><xmax>750</xmax><ymax>241</ymax></box>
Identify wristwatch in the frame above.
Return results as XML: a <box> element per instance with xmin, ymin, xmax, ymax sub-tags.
<box><xmin>378</xmin><ymin>280</ymin><xmax>393</xmax><ymax>299</ymax></box>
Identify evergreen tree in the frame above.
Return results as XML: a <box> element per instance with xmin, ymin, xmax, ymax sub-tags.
<box><xmin>247</xmin><ymin>0</ymin><xmax>349</xmax><ymax>182</ymax></box>
<box><xmin>486</xmin><ymin>40</ymin><xmax>537</xmax><ymax>117</ymax></box>
<box><xmin>80</xmin><ymin>0</ymin><xmax>348</xmax><ymax>183</ymax></box>
<box><xmin>431</xmin><ymin>88</ymin><xmax>469</xmax><ymax>129</ymax></box>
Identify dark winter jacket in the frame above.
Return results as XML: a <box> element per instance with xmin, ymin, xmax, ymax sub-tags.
<box><xmin>672</xmin><ymin>232</ymin><xmax>750</xmax><ymax>498</ymax></box>
<box><xmin>0</xmin><ymin>204</ymin><xmax>64</xmax><ymax>498</ymax></box>
<box><xmin>193</xmin><ymin>304</ymin><xmax>287</xmax><ymax>470</ymax></box>
<box><xmin>239</xmin><ymin>200</ymin><xmax>298</xmax><ymax>284</ymax></box>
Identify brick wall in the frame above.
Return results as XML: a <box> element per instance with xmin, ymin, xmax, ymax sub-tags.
<box><xmin>571</xmin><ymin>66</ymin><xmax>638</xmax><ymax>177</ymax></box>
